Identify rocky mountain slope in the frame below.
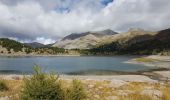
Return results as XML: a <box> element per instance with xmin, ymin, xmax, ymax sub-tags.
<box><xmin>53</xmin><ymin>28</ymin><xmax>157</xmax><ymax>49</ymax></box>
<box><xmin>100</xmin><ymin>28</ymin><xmax>157</xmax><ymax>44</ymax></box>
<box><xmin>89</xmin><ymin>28</ymin><xmax>170</xmax><ymax>55</ymax></box>
<box><xmin>53</xmin><ymin>29</ymin><xmax>118</xmax><ymax>49</ymax></box>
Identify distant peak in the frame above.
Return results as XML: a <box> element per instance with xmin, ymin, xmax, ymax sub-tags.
<box><xmin>128</xmin><ymin>28</ymin><xmax>145</xmax><ymax>32</ymax></box>
<box><xmin>91</xmin><ymin>29</ymin><xmax>118</xmax><ymax>35</ymax></box>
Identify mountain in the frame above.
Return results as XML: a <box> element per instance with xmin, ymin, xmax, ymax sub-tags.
<box><xmin>53</xmin><ymin>29</ymin><xmax>118</xmax><ymax>49</ymax></box>
<box><xmin>101</xmin><ymin>28</ymin><xmax>156</xmax><ymax>44</ymax></box>
<box><xmin>62</xmin><ymin>29</ymin><xmax>117</xmax><ymax>41</ymax></box>
<box><xmin>24</xmin><ymin>42</ymin><xmax>46</xmax><ymax>48</ymax></box>
<box><xmin>89</xmin><ymin>28</ymin><xmax>170</xmax><ymax>55</ymax></box>
<box><xmin>91</xmin><ymin>29</ymin><xmax>118</xmax><ymax>35</ymax></box>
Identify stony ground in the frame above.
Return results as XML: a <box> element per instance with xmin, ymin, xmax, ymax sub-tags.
<box><xmin>0</xmin><ymin>75</ymin><xmax>170</xmax><ymax>100</ymax></box>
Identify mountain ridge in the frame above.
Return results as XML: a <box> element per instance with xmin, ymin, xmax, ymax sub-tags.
<box><xmin>53</xmin><ymin>29</ymin><xmax>118</xmax><ymax>49</ymax></box>
<box><xmin>89</xmin><ymin>28</ymin><xmax>170</xmax><ymax>55</ymax></box>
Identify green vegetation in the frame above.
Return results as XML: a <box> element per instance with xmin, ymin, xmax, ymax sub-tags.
<box><xmin>67</xmin><ymin>79</ymin><xmax>86</xmax><ymax>100</ymax></box>
<box><xmin>34</xmin><ymin>47</ymin><xmax>66</xmax><ymax>54</ymax></box>
<box><xmin>20</xmin><ymin>66</ymin><xmax>65</xmax><ymax>100</ymax></box>
<box><xmin>135</xmin><ymin>57</ymin><xmax>159</xmax><ymax>62</ymax></box>
<box><xmin>0</xmin><ymin>80</ymin><xmax>8</xmax><ymax>91</ymax></box>
<box><xmin>0</xmin><ymin>38</ymin><xmax>66</xmax><ymax>55</ymax></box>
<box><xmin>88</xmin><ymin>38</ymin><xmax>170</xmax><ymax>55</ymax></box>
<box><xmin>20</xmin><ymin>65</ymin><xmax>86</xmax><ymax>100</ymax></box>
<box><xmin>0</xmin><ymin>38</ymin><xmax>30</xmax><ymax>52</ymax></box>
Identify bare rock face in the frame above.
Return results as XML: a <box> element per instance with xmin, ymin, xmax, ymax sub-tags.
<box><xmin>53</xmin><ymin>29</ymin><xmax>118</xmax><ymax>49</ymax></box>
<box><xmin>53</xmin><ymin>34</ymin><xmax>101</xmax><ymax>49</ymax></box>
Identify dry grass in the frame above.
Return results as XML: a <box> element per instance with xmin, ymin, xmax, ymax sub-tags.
<box><xmin>161</xmin><ymin>83</ymin><xmax>170</xmax><ymax>100</ymax></box>
<box><xmin>0</xmin><ymin>80</ymin><xmax>23</xmax><ymax>100</ymax></box>
<box><xmin>120</xmin><ymin>93</ymin><xmax>153</xmax><ymax>100</ymax></box>
<box><xmin>0</xmin><ymin>79</ymin><xmax>170</xmax><ymax>100</ymax></box>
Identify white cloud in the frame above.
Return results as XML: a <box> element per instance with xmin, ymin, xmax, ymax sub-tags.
<box><xmin>35</xmin><ymin>37</ymin><xmax>55</xmax><ymax>45</ymax></box>
<box><xmin>0</xmin><ymin>0</ymin><xmax>170</xmax><ymax>44</ymax></box>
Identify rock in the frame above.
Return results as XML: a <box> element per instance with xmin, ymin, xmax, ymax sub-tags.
<box><xmin>106</xmin><ymin>96</ymin><xmax>119</xmax><ymax>100</ymax></box>
<box><xmin>98</xmin><ymin>86</ymin><xmax>103</xmax><ymax>89</ymax></box>
<box><xmin>0</xmin><ymin>96</ymin><xmax>10</xmax><ymax>100</ymax></box>
<box><xmin>143</xmin><ymin>86</ymin><xmax>154</xmax><ymax>90</ymax></box>
<box><xmin>88</xmin><ymin>84</ymin><xmax>94</xmax><ymax>88</ymax></box>
<box><xmin>141</xmin><ymin>89</ymin><xmax>162</xmax><ymax>100</ymax></box>
<box><xmin>118</xmin><ymin>90</ymin><xmax>134</xmax><ymax>96</ymax></box>
<box><xmin>94</xmin><ymin>95</ymin><xmax>100</xmax><ymax>99</ymax></box>
<box><xmin>12</xmin><ymin>76</ymin><xmax>21</xmax><ymax>80</ymax></box>
<box><xmin>109</xmin><ymin>79</ymin><xmax>127</xmax><ymax>88</ymax></box>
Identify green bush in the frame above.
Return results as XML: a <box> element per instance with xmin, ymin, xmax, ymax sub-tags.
<box><xmin>20</xmin><ymin>65</ymin><xmax>65</xmax><ymax>100</ymax></box>
<box><xmin>0</xmin><ymin>80</ymin><xmax>8</xmax><ymax>91</ymax></box>
<box><xmin>67</xmin><ymin>79</ymin><xmax>86</xmax><ymax>100</ymax></box>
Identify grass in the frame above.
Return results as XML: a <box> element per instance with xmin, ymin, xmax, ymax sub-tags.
<box><xmin>120</xmin><ymin>92</ymin><xmax>153</xmax><ymax>100</ymax></box>
<box><xmin>135</xmin><ymin>57</ymin><xmax>159</xmax><ymax>62</ymax></box>
<box><xmin>0</xmin><ymin>79</ymin><xmax>169</xmax><ymax>100</ymax></box>
<box><xmin>161</xmin><ymin>83</ymin><xmax>170</xmax><ymax>100</ymax></box>
<box><xmin>0</xmin><ymin>80</ymin><xmax>22</xmax><ymax>100</ymax></box>
<box><xmin>0</xmin><ymin>80</ymin><xmax>8</xmax><ymax>91</ymax></box>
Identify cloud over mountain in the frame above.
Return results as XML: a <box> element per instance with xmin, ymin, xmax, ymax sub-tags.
<box><xmin>0</xmin><ymin>0</ymin><xmax>170</xmax><ymax>44</ymax></box>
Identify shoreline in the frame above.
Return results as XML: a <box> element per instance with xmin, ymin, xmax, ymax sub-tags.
<box><xmin>0</xmin><ymin>54</ymin><xmax>81</xmax><ymax>57</ymax></box>
<box><xmin>0</xmin><ymin>53</ymin><xmax>145</xmax><ymax>57</ymax></box>
<box><xmin>0</xmin><ymin>74</ymin><xmax>158</xmax><ymax>82</ymax></box>
<box><xmin>0</xmin><ymin>67</ymin><xmax>169</xmax><ymax>82</ymax></box>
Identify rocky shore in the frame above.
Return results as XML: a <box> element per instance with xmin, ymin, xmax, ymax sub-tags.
<box><xmin>125</xmin><ymin>55</ymin><xmax>170</xmax><ymax>82</ymax></box>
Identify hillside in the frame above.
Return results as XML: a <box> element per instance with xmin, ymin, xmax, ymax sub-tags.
<box><xmin>53</xmin><ymin>29</ymin><xmax>118</xmax><ymax>49</ymax></box>
<box><xmin>0</xmin><ymin>38</ymin><xmax>31</xmax><ymax>54</ymax></box>
<box><xmin>24</xmin><ymin>42</ymin><xmax>46</xmax><ymax>48</ymax></box>
<box><xmin>0</xmin><ymin>38</ymin><xmax>66</xmax><ymax>55</ymax></box>
<box><xmin>89</xmin><ymin>28</ymin><xmax>170</xmax><ymax>55</ymax></box>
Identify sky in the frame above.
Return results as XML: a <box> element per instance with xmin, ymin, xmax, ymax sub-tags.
<box><xmin>0</xmin><ymin>0</ymin><xmax>170</xmax><ymax>44</ymax></box>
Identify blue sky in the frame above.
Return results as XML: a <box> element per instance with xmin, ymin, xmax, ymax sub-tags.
<box><xmin>101</xmin><ymin>0</ymin><xmax>113</xmax><ymax>6</ymax></box>
<box><xmin>0</xmin><ymin>0</ymin><xmax>170</xmax><ymax>44</ymax></box>
<box><xmin>56</xmin><ymin>0</ymin><xmax>113</xmax><ymax>13</ymax></box>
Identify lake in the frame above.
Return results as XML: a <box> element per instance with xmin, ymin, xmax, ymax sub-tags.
<box><xmin>0</xmin><ymin>56</ymin><xmax>156</xmax><ymax>75</ymax></box>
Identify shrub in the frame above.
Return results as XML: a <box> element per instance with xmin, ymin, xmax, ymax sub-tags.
<box><xmin>0</xmin><ymin>80</ymin><xmax>8</xmax><ymax>91</ymax></box>
<box><xmin>67</xmin><ymin>79</ymin><xmax>86</xmax><ymax>100</ymax></box>
<box><xmin>20</xmin><ymin>65</ymin><xmax>65</xmax><ymax>100</ymax></box>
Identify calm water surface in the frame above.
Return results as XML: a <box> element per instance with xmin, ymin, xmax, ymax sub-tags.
<box><xmin>0</xmin><ymin>56</ymin><xmax>155</xmax><ymax>74</ymax></box>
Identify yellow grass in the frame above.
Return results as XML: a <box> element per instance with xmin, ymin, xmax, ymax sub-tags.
<box><xmin>0</xmin><ymin>80</ymin><xmax>23</xmax><ymax>100</ymax></box>
<box><xmin>0</xmin><ymin>79</ymin><xmax>170</xmax><ymax>100</ymax></box>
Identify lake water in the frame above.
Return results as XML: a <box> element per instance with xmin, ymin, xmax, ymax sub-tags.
<box><xmin>0</xmin><ymin>56</ymin><xmax>156</xmax><ymax>75</ymax></box>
